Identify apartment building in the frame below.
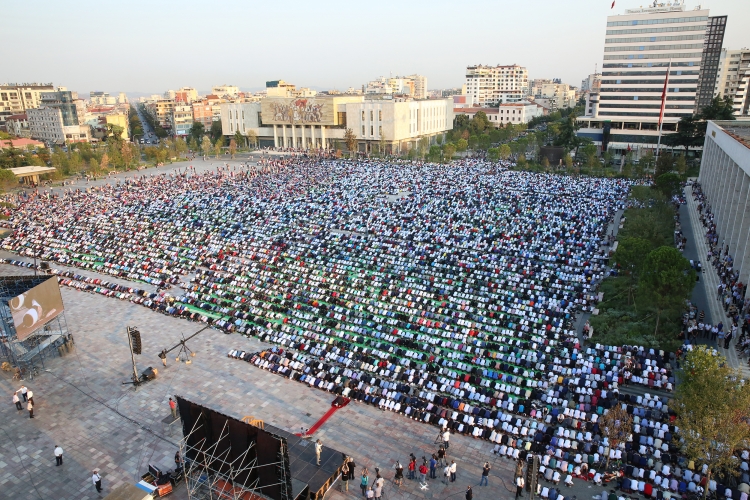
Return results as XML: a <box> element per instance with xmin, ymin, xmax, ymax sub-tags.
<box><xmin>0</xmin><ymin>83</ymin><xmax>54</xmax><ymax>128</ymax></box>
<box><xmin>464</xmin><ymin>65</ymin><xmax>528</xmax><ymax>106</ymax></box>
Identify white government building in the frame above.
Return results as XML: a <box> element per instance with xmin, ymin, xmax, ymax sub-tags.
<box><xmin>220</xmin><ymin>96</ymin><xmax>453</xmax><ymax>154</ymax></box>
<box><xmin>698</xmin><ymin>120</ymin><xmax>750</xmax><ymax>285</ymax></box>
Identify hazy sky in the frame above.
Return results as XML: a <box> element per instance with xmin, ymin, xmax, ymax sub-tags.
<box><xmin>1</xmin><ymin>0</ymin><xmax>748</xmax><ymax>96</ymax></box>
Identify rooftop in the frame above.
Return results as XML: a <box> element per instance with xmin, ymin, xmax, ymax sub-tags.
<box><xmin>8</xmin><ymin>166</ymin><xmax>56</xmax><ymax>177</ymax></box>
<box><xmin>715</xmin><ymin>120</ymin><xmax>750</xmax><ymax>150</ymax></box>
<box><xmin>0</xmin><ymin>138</ymin><xmax>45</xmax><ymax>150</ymax></box>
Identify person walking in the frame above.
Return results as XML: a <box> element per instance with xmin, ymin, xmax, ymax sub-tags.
<box><xmin>54</xmin><ymin>445</ymin><xmax>64</xmax><ymax>466</ymax></box>
<box><xmin>92</xmin><ymin>469</ymin><xmax>102</xmax><ymax>493</ymax></box>
<box><xmin>13</xmin><ymin>392</ymin><xmax>22</xmax><ymax>410</ymax></box>
<box><xmin>480</xmin><ymin>462</ymin><xmax>491</xmax><ymax>486</ymax></box>
<box><xmin>19</xmin><ymin>385</ymin><xmax>27</xmax><ymax>402</ymax></box>
<box><xmin>169</xmin><ymin>398</ymin><xmax>177</xmax><ymax>420</ymax></box>
<box><xmin>466</xmin><ymin>486</ymin><xmax>473</xmax><ymax>500</ymax></box>
<box><xmin>315</xmin><ymin>439</ymin><xmax>323</xmax><ymax>465</ymax></box>
<box><xmin>515</xmin><ymin>476</ymin><xmax>525</xmax><ymax>499</ymax></box>
<box><xmin>341</xmin><ymin>461</ymin><xmax>350</xmax><ymax>491</ymax></box>
<box><xmin>27</xmin><ymin>399</ymin><xmax>34</xmax><ymax>418</ymax></box>
<box><xmin>394</xmin><ymin>461</ymin><xmax>404</xmax><ymax>487</ymax></box>
<box><xmin>360</xmin><ymin>470</ymin><xmax>369</xmax><ymax>497</ymax></box>
<box><xmin>159</xmin><ymin>349</ymin><xmax>168</xmax><ymax>367</ymax></box>
<box><xmin>429</xmin><ymin>455</ymin><xmax>437</xmax><ymax>479</ymax></box>
<box><xmin>450</xmin><ymin>461</ymin><xmax>457</xmax><ymax>482</ymax></box>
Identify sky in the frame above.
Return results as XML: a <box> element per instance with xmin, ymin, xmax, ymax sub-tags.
<box><xmin>1</xmin><ymin>0</ymin><xmax>748</xmax><ymax>96</ymax></box>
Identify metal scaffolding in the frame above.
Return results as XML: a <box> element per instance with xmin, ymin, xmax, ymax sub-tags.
<box><xmin>180</xmin><ymin>416</ymin><xmax>291</xmax><ymax>500</ymax></box>
<box><xmin>0</xmin><ymin>275</ymin><xmax>72</xmax><ymax>375</ymax></box>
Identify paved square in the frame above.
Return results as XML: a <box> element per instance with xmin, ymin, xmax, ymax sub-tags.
<box><xmin>0</xmin><ymin>263</ymin><xmax>525</xmax><ymax>500</ymax></box>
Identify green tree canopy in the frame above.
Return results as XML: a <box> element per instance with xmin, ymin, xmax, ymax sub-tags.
<box><xmin>639</xmin><ymin>246</ymin><xmax>695</xmax><ymax>335</ymax></box>
<box><xmin>699</xmin><ymin>95</ymin><xmax>736</xmax><ymax>121</ymax></box>
<box><xmin>654</xmin><ymin>172</ymin><xmax>682</xmax><ymax>198</ymax></box>
<box><xmin>189</xmin><ymin>122</ymin><xmax>205</xmax><ymax>143</ymax></box>
<box><xmin>674</xmin><ymin>346</ymin><xmax>750</xmax><ymax>499</ymax></box>
<box><xmin>210</xmin><ymin>121</ymin><xmax>223</xmax><ymax>141</ymax></box>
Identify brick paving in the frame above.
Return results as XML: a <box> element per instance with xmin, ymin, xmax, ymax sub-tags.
<box><xmin>0</xmin><ymin>262</ymin><xmax>536</xmax><ymax>500</ymax></box>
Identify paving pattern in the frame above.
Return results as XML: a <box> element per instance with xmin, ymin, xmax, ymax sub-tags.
<box><xmin>0</xmin><ymin>263</ymin><xmax>535</xmax><ymax>500</ymax></box>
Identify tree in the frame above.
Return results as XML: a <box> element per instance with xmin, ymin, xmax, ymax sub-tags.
<box><xmin>487</xmin><ymin>148</ymin><xmax>499</xmax><ymax>162</ymax></box>
<box><xmin>0</xmin><ymin>168</ymin><xmax>18</xmax><ymax>191</ymax></box>
<box><xmin>654</xmin><ymin>152</ymin><xmax>675</xmax><ymax>178</ymax></box>
<box><xmin>563</xmin><ymin>154</ymin><xmax>573</xmax><ymax>168</ymax></box>
<box><xmin>663</xmin><ymin>115</ymin><xmax>704</xmax><ymax>156</ymax></box>
<box><xmin>214</xmin><ymin>137</ymin><xmax>223</xmax><ymax>159</ymax></box>
<box><xmin>89</xmin><ymin>157</ymin><xmax>99</xmax><ymax>174</ymax></box>
<box><xmin>344</xmin><ymin>128</ymin><xmax>358</xmax><ymax>156</ymax></box>
<box><xmin>674</xmin><ymin>346</ymin><xmax>750</xmax><ymax>500</ymax></box>
<box><xmin>174</xmin><ymin>137</ymin><xmax>188</xmax><ymax>155</ymax></box>
<box><xmin>100</xmin><ymin>153</ymin><xmax>109</xmax><ymax>172</ymax></box>
<box><xmin>189</xmin><ymin>122</ymin><xmax>205</xmax><ymax>144</ymax></box>
<box><xmin>516</xmin><ymin>154</ymin><xmax>527</xmax><ymax>169</ymax></box>
<box><xmin>106</xmin><ymin>123</ymin><xmax>125</xmax><ymax>142</ymax></box>
<box><xmin>210</xmin><ymin>121</ymin><xmax>223</xmax><ymax>141</ymax></box>
<box><xmin>640</xmin><ymin>150</ymin><xmax>655</xmax><ymax>175</ymax></box>
<box><xmin>599</xmin><ymin>404</ymin><xmax>633</xmax><ymax>470</ymax></box>
<box><xmin>541</xmin><ymin>157</ymin><xmax>550</xmax><ymax>170</ymax></box>
<box><xmin>654</xmin><ymin>172</ymin><xmax>682</xmax><ymax>198</ymax></box>
<box><xmin>499</xmin><ymin>144</ymin><xmax>511</xmax><ymax>161</ymax></box>
<box><xmin>201</xmin><ymin>136</ymin><xmax>212</xmax><ymax>158</ymax></box>
<box><xmin>469</xmin><ymin>111</ymin><xmax>491</xmax><ymax>134</ymax></box>
<box><xmin>233</xmin><ymin>130</ymin><xmax>245</xmax><ymax>149</ymax></box>
<box><xmin>456</xmin><ymin>138</ymin><xmax>468</xmax><ymax>152</ymax></box>
<box><xmin>639</xmin><ymin>246</ymin><xmax>695</xmax><ymax>336</ymax></box>
<box><xmin>121</xmin><ymin>142</ymin><xmax>134</xmax><ymax>168</ymax></box>
<box><xmin>554</xmin><ymin>112</ymin><xmax>581</xmax><ymax>154</ymax></box>
<box><xmin>246</xmin><ymin>130</ymin><xmax>258</xmax><ymax>149</ymax></box>
<box><xmin>443</xmin><ymin>143</ymin><xmax>456</xmax><ymax>161</ymax></box>
<box><xmin>613</xmin><ymin>237</ymin><xmax>653</xmax><ymax>305</ymax></box>
<box><xmin>229</xmin><ymin>138</ymin><xmax>237</xmax><ymax>158</ymax></box>
<box><xmin>453</xmin><ymin>114</ymin><xmax>470</xmax><ymax>130</ymax></box>
<box><xmin>427</xmin><ymin>145</ymin><xmax>441</xmax><ymax>162</ymax></box>
<box><xmin>435</xmin><ymin>135</ymin><xmax>443</xmax><ymax>146</ymax></box>
<box><xmin>418</xmin><ymin>136</ymin><xmax>429</xmax><ymax>158</ymax></box>
<box><xmin>699</xmin><ymin>95</ymin><xmax>735</xmax><ymax>121</ymax></box>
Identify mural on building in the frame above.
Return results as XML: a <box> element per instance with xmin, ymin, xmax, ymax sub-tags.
<box><xmin>261</xmin><ymin>98</ymin><xmax>334</xmax><ymax>125</ymax></box>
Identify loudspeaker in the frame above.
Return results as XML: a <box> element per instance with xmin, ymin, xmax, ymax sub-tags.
<box><xmin>142</xmin><ymin>367</ymin><xmax>157</xmax><ymax>380</ymax></box>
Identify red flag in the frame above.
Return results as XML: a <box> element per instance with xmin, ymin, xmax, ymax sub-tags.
<box><xmin>658</xmin><ymin>60</ymin><xmax>672</xmax><ymax>128</ymax></box>
<box><xmin>611</xmin><ymin>0</ymin><xmax>615</xmax><ymax>8</ymax></box>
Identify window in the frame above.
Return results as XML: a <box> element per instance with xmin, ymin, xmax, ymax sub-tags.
<box><xmin>370</xmin><ymin>125</ymin><xmax>374</xmax><ymax>136</ymax></box>
<box><xmin>379</xmin><ymin>110</ymin><xmax>382</xmax><ymax>121</ymax></box>
<box><xmin>362</xmin><ymin>125</ymin><xmax>365</xmax><ymax>135</ymax></box>
<box><xmin>370</xmin><ymin>111</ymin><xmax>373</xmax><ymax>121</ymax></box>
<box><xmin>362</xmin><ymin>111</ymin><xmax>365</xmax><ymax>120</ymax></box>
<box><xmin>379</xmin><ymin>126</ymin><xmax>382</xmax><ymax>136</ymax></box>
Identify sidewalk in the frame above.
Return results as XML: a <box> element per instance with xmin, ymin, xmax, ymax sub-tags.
<box><xmin>683</xmin><ymin>184</ymin><xmax>750</xmax><ymax>377</ymax></box>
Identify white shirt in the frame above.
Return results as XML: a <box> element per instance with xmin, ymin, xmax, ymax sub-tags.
<box><xmin>20</xmin><ymin>387</ymin><xmax>27</xmax><ymax>394</ymax></box>
<box><xmin>12</xmin><ymin>394</ymin><xmax>19</xmax><ymax>403</ymax></box>
<box><xmin>27</xmin><ymin>390</ymin><xmax>33</xmax><ymax>399</ymax></box>
<box><xmin>443</xmin><ymin>431</ymin><xmax>450</xmax><ymax>442</ymax></box>
<box><xmin>55</xmin><ymin>446</ymin><xmax>63</xmax><ymax>457</ymax></box>
<box><xmin>449</xmin><ymin>463</ymin><xmax>457</xmax><ymax>473</ymax></box>
<box><xmin>92</xmin><ymin>473</ymin><xmax>101</xmax><ymax>484</ymax></box>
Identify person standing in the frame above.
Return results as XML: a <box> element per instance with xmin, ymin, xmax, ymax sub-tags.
<box><xmin>394</xmin><ymin>461</ymin><xmax>403</xmax><ymax>487</ymax></box>
<box><xmin>515</xmin><ymin>476</ymin><xmax>525</xmax><ymax>499</ymax></box>
<box><xmin>408</xmin><ymin>457</ymin><xmax>416</xmax><ymax>480</ymax></box>
<box><xmin>437</xmin><ymin>445</ymin><xmax>446</xmax><ymax>466</ymax></box>
<box><xmin>442</xmin><ymin>429</ymin><xmax>451</xmax><ymax>450</ymax></box>
<box><xmin>169</xmin><ymin>398</ymin><xmax>177</xmax><ymax>420</ymax></box>
<box><xmin>374</xmin><ymin>474</ymin><xmax>384</xmax><ymax>500</ymax></box>
<box><xmin>429</xmin><ymin>455</ymin><xmax>437</xmax><ymax>479</ymax></box>
<box><xmin>54</xmin><ymin>445</ymin><xmax>64</xmax><ymax>466</ymax></box>
<box><xmin>341</xmin><ymin>461</ymin><xmax>350</xmax><ymax>491</ymax></box>
<box><xmin>480</xmin><ymin>462</ymin><xmax>491</xmax><ymax>486</ymax></box>
<box><xmin>159</xmin><ymin>349</ymin><xmax>168</xmax><ymax>367</ymax></box>
<box><xmin>419</xmin><ymin>461</ymin><xmax>428</xmax><ymax>484</ymax></box>
<box><xmin>27</xmin><ymin>389</ymin><xmax>34</xmax><ymax>405</ymax></box>
<box><xmin>92</xmin><ymin>469</ymin><xmax>102</xmax><ymax>493</ymax></box>
<box><xmin>466</xmin><ymin>486</ymin><xmax>473</xmax><ymax>500</ymax></box>
<box><xmin>443</xmin><ymin>464</ymin><xmax>451</xmax><ymax>485</ymax></box>
<box><xmin>348</xmin><ymin>458</ymin><xmax>356</xmax><ymax>481</ymax></box>
<box><xmin>27</xmin><ymin>400</ymin><xmax>34</xmax><ymax>418</ymax></box>
<box><xmin>450</xmin><ymin>461</ymin><xmax>457</xmax><ymax>482</ymax></box>
<box><xmin>13</xmin><ymin>392</ymin><xmax>22</xmax><ymax>410</ymax></box>
<box><xmin>19</xmin><ymin>385</ymin><xmax>27</xmax><ymax>402</ymax></box>
<box><xmin>360</xmin><ymin>470</ymin><xmax>369</xmax><ymax>497</ymax></box>
<box><xmin>315</xmin><ymin>439</ymin><xmax>323</xmax><ymax>465</ymax></box>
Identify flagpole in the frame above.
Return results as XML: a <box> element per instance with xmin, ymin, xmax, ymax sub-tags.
<box><xmin>656</xmin><ymin>59</ymin><xmax>672</xmax><ymax>160</ymax></box>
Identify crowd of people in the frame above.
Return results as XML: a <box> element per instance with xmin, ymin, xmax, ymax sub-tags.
<box><xmin>1</xmin><ymin>157</ymin><xmax>741</xmax><ymax>498</ymax></box>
